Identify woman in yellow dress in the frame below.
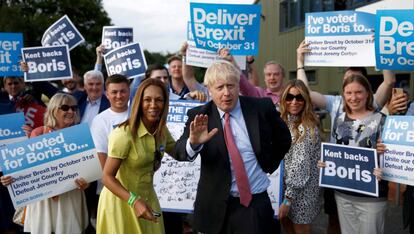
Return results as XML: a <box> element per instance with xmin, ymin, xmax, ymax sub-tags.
<box><xmin>97</xmin><ymin>78</ymin><xmax>175</xmax><ymax>234</ymax></box>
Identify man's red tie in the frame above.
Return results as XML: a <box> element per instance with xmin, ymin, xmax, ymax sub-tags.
<box><xmin>223</xmin><ymin>112</ymin><xmax>252</xmax><ymax>207</ymax></box>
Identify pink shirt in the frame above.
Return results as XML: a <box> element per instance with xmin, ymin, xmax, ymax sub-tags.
<box><xmin>239</xmin><ymin>74</ymin><xmax>280</xmax><ymax>105</ymax></box>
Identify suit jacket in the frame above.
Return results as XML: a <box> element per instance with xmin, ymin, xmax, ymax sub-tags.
<box><xmin>174</xmin><ymin>96</ymin><xmax>291</xmax><ymax>233</ymax></box>
<box><xmin>72</xmin><ymin>91</ymin><xmax>110</xmax><ymax>118</ymax></box>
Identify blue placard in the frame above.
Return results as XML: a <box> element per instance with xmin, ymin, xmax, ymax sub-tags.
<box><xmin>305</xmin><ymin>11</ymin><xmax>374</xmax><ymax>37</ymax></box>
<box><xmin>22</xmin><ymin>45</ymin><xmax>72</xmax><ymax>82</ymax></box>
<box><xmin>0</xmin><ymin>33</ymin><xmax>23</xmax><ymax>76</ymax></box>
<box><xmin>375</xmin><ymin>10</ymin><xmax>414</xmax><ymax>71</ymax></box>
<box><xmin>190</xmin><ymin>3</ymin><xmax>261</xmax><ymax>55</ymax></box>
<box><xmin>103</xmin><ymin>42</ymin><xmax>147</xmax><ymax>79</ymax></box>
<box><xmin>41</xmin><ymin>15</ymin><xmax>85</xmax><ymax>50</ymax></box>
<box><xmin>102</xmin><ymin>26</ymin><xmax>133</xmax><ymax>53</ymax></box>
<box><xmin>0</xmin><ymin>112</ymin><xmax>26</xmax><ymax>146</ymax></box>
<box><xmin>167</xmin><ymin>100</ymin><xmax>205</xmax><ymax>124</ymax></box>
<box><xmin>304</xmin><ymin>10</ymin><xmax>376</xmax><ymax>67</ymax></box>
<box><xmin>319</xmin><ymin>143</ymin><xmax>378</xmax><ymax>197</ymax></box>
<box><xmin>0</xmin><ymin>123</ymin><xmax>95</xmax><ymax>175</ymax></box>
<box><xmin>382</xmin><ymin>116</ymin><xmax>414</xmax><ymax>146</ymax></box>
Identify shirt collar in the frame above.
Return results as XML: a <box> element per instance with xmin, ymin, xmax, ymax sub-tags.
<box><xmin>87</xmin><ymin>96</ymin><xmax>102</xmax><ymax>105</ymax></box>
<box><xmin>138</xmin><ymin>119</ymin><xmax>152</xmax><ymax>138</ymax></box>
<box><xmin>217</xmin><ymin>98</ymin><xmax>242</xmax><ymax>120</ymax></box>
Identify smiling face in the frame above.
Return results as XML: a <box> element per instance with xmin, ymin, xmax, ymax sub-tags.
<box><xmin>4</xmin><ymin>78</ymin><xmax>25</xmax><ymax>97</ymax></box>
<box><xmin>286</xmin><ymin>87</ymin><xmax>305</xmax><ymax>116</ymax></box>
<box><xmin>208</xmin><ymin>76</ymin><xmax>239</xmax><ymax>113</ymax></box>
<box><xmin>343</xmin><ymin>81</ymin><xmax>369</xmax><ymax>113</ymax></box>
<box><xmin>264</xmin><ymin>64</ymin><xmax>284</xmax><ymax>92</ymax></box>
<box><xmin>84</xmin><ymin>77</ymin><xmax>103</xmax><ymax>101</ymax></box>
<box><xmin>141</xmin><ymin>85</ymin><xmax>165</xmax><ymax>129</ymax></box>
<box><xmin>55</xmin><ymin>100</ymin><xmax>78</xmax><ymax>129</ymax></box>
<box><xmin>106</xmin><ymin>82</ymin><xmax>130</xmax><ymax>112</ymax></box>
<box><xmin>168</xmin><ymin>59</ymin><xmax>182</xmax><ymax>80</ymax></box>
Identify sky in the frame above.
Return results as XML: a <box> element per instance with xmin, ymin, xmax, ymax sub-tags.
<box><xmin>102</xmin><ymin>0</ymin><xmax>255</xmax><ymax>54</ymax></box>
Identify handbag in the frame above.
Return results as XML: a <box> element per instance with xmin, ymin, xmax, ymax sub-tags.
<box><xmin>12</xmin><ymin>206</ymin><xmax>26</xmax><ymax>226</ymax></box>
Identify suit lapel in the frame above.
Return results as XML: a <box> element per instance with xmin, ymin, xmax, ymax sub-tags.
<box><xmin>240</xmin><ymin>97</ymin><xmax>261</xmax><ymax>155</ymax></box>
<box><xmin>209</xmin><ymin>102</ymin><xmax>229</xmax><ymax>164</ymax></box>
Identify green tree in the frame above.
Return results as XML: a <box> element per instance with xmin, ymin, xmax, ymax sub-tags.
<box><xmin>0</xmin><ymin>0</ymin><xmax>111</xmax><ymax>74</ymax></box>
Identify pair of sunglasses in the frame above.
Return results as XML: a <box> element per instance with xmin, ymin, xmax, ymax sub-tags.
<box><xmin>59</xmin><ymin>105</ymin><xmax>78</xmax><ymax>111</ymax></box>
<box><xmin>153</xmin><ymin>150</ymin><xmax>162</xmax><ymax>172</ymax></box>
<box><xmin>285</xmin><ymin>93</ymin><xmax>305</xmax><ymax>102</ymax></box>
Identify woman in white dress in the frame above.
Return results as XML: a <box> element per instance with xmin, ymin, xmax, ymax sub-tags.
<box><xmin>1</xmin><ymin>93</ymin><xmax>89</xmax><ymax>234</ymax></box>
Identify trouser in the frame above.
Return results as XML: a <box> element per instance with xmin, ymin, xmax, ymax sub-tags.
<box><xmin>218</xmin><ymin>191</ymin><xmax>278</xmax><ymax>234</ymax></box>
<box><xmin>335</xmin><ymin>192</ymin><xmax>387</xmax><ymax>234</ymax></box>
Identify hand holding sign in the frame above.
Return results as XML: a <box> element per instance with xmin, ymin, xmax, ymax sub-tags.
<box><xmin>0</xmin><ymin>175</ymin><xmax>13</xmax><ymax>186</ymax></box>
<box><xmin>22</xmin><ymin>45</ymin><xmax>72</xmax><ymax>82</ymax></box>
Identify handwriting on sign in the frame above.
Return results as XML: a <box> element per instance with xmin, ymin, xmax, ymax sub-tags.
<box><xmin>154</xmin><ymin>155</ymin><xmax>201</xmax><ymax>206</ymax></box>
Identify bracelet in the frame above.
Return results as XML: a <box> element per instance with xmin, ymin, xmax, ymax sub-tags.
<box><xmin>296</xmin><ymin>66</ymin><xmax>305</xmax><ymax>71</ymax></box>
<box><xmin>128</xmin><ymin>192</ymin><xmax>140</xmax><ymax>207</ymax></box>
<box><xmin>282</xmin><ymin>198</ymin><xmax>291</xmax><ymax>206</ymax></box>
<box><xmin>182</xmin><ymin>56</ymin><xmax>186</xmax><ymax>63</ymax></box>
<box><xmin>247</xmin><ymin>58</ymin><xmax>255</xmax><ymax>64</ymax></box>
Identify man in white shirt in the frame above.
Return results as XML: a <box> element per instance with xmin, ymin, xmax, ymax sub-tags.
<box><xmin>91</xmin><ymin>74</ymin><xmax>130</xmax><ymax>169</ymax></box>
<box><xmin>89</xmin><ymin>74</ymin><xmax>130</xmax><ymax>230</ymax></box>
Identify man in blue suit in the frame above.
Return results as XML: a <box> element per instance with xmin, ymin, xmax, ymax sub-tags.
<box><xmin>72</xmin><ymin>70</ymin><xmax>109</xmax><ymax>232</ymax></box>
<box><xmin>72</xmin><ymin>70</ymin><xmax>110</xmax><ymax>127</ymax></box>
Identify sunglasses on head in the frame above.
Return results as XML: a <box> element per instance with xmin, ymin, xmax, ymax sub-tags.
<box><xmin>59</xmin><ymin>105</ymin><xmax>78</xmax><ymax>111</ymax></box>
<box><xmin>286</xmin><ymin>93</ymin><xmax>305</xmax><ymax>102</ymax></box>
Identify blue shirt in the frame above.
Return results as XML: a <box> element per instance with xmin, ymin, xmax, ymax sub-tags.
<box><xmin>186</xmin><ymin>99</ymin><xmax>270</xmax><ymax>196</ymax></box>
<box><xmin>81</xmin><ymin>97</ymin><xmax>101</xmax><ymax>127</ymax></box>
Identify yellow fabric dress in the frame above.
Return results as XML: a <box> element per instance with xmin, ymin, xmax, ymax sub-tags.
<box><xmin>97</xmin><ymin>122</ymin><xmax>175</xmax><ymax>234</ymax></box>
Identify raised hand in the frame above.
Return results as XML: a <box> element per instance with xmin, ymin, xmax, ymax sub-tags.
<box><xmin>297</xmin><ymin>40</ymin><xmax>311</xmax><ymax>67</ymax></box>
<box><xmin>180</xmin><ymin>41</ymin><xmax>188</xmax><ymax>56</ymax></box>
<box><xmin>387</xmin><ymin>92</ymin><xmax>408</xmax><ymax>115</ymax></box>
<box><xmin>189</xmin><ymin>114</ymin><xmax>218</xmax><ymax>145</ymax></box>
<box><xmin>188</xmin><ymin>90</ymin><xmax>207</xmax><ymax>102</ymax></box>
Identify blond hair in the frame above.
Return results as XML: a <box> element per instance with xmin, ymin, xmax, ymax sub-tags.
<box><xmin>280</xmin><ymin>80</ymin><xmax>319</xmax><ymax>143</ymax></box>
<box><xmin>44</xmin><ymin>93</ymin><xmax>80</xmax><ymax>129</ymax></box>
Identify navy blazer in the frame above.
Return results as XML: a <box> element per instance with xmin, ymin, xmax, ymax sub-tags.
<box><xmin>174</xmin><ymin>96</ymin><xmax>291</xmax><ymax>233</ymax></box>
<box><xmin>72</xmin><ymin>91</ymin><xmax>110</xmax><ymax>118</ymax></box>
